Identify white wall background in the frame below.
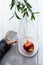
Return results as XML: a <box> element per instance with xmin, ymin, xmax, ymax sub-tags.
<box><xmin>0</xmin><ymin>0</ymin><xmax>43</xmax><ymax>65</ymax></box>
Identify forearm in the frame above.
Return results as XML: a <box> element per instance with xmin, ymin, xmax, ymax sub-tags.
<box><xmin>0</xmin><ymin>31</ymin><xmax>18</xmax><ymax>60</ymax></box>
<box><xmin>0</xmin><ymin>39</ymin><xmax>11</xmax><ymax>60</ymax></box>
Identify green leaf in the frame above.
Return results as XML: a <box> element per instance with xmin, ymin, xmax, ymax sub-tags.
<box><xmin>18</xmin><ymin>2</ymin><xmax>21</xmax><ymax>5</ymax></box>
<box><xmin>31</xmin><ymin>13</ymin><xmax>35</xmax><ymax>20</ymax></box>
<box><xmin>15</xmin><ymin>12</ymin><xmax>21</xmax><ymax>19</ymax></box>
<box><xmin>28</xmin><ymin>8</ymin><xmax>32</xmax><ymax>12</ymax></box>
<box><xmin>17</xmin><ymin>5</ymin><xmax>22</xmax><ymax>11</ymax></box>
<box><xmin>21</xmin><ymin>8</ymin><xmax>27</xmax><ymax>13</ymax></box>
<box><xmin>9</xmin><ymin>15</ymin><xmax>14</xmax><ymax>20</ymax></box>
<box><xmin>10</xmin><ymin>0</ymin><xmax>15</xmax><ymax>10</ymax></box>
<box><xmin>23</xmin><ymin>12</ymin><xmax>29</xmax><ymax>17</ymax></box>
<box><xmin>22</xmin><ymin>3</ymin><xmax>25</xmax><ymax>8</ymax></box>
<box><xmin>17</xmin><ymin>2</ymin><xmax>22</xmax><ymax>11</ymax></box>
<box><xmin>26</xmin><ymin>2</ymin><xmax>32</xmax><ymax>8</ymax></box>
<box><xmin>33</xmin><ymin>12</ymin><xmax>40</xmax><ymax>14</ymax></box>
<box><xmin>24</xmin><ymin>0</ymin><xmax>32</xmax><ymax>8</ymax></box>
<box><xmin>17</xmin><ymin>5</ymin><xmax>20</xmax><ymax>11</ymax></box>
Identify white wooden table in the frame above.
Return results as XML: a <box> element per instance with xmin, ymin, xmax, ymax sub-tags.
<box><xmin>0</xmin><ymin>16</ymin><xmax>39</xmax><ymax>65</ymax></box>
<box><xmin>0</xmin><ymin>0</ymin><xmax>43</xmax><ymax>65</ymax></box>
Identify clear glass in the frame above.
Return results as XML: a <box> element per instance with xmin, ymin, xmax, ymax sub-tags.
<box><xmin>18</xmin><ymin>17</ymin><xmax>38</xmax><ymax>57</ymax></box>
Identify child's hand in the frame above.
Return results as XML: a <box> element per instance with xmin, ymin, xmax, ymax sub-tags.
<box><xmin>4</xmin><ymin>31</ymin><xmax>18</xmax><ymax>45</ymax></box>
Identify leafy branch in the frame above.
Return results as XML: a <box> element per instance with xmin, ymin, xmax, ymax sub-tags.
<box><xmin>10</xmin><ymin>0</ymin><xmax>39</xmax><ymax>20</ymax></box>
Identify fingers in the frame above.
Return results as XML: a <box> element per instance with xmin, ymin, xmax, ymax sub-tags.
<box><xmin>7</xmin><ymin>40</ymin><xmax>18</xmax><ymax>44</ymax></box>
